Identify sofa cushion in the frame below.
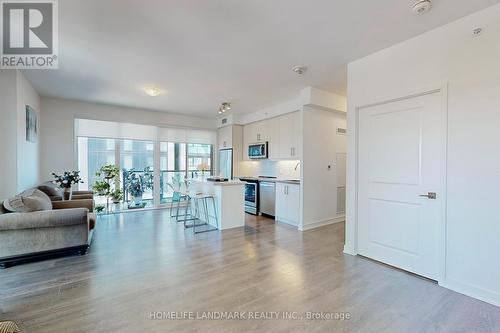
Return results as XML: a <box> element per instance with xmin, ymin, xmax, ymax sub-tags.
<box><xmin>3</xmin><ymin>189</ymin><xmax>53</xmax><ymax>213</ymax></box>
<box><xmin>0</xmin><ymin>208</ymin><xmax>88</xmax><ymax>231</ymax></box>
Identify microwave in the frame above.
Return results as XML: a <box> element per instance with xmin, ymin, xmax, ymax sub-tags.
<box><xmin>248</xmin><ymin>142</ymin><xmax>268</xmax><ymax>159</ymax></box>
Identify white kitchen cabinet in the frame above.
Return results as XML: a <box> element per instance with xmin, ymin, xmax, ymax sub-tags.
<box><xmin>242</xmin><ymin>111</ymin><xmax>300</xmax><ymax>160</ymax></box>
<box><xmin>275</xmin><ymin>182</ymin><xmax>300</xmax><ymax>226</ymax></box>
<box><xmin>278</xmin><ymin>111</ymin><xmax>301</xmax><ymax>159</ymax></box>
<box><xmin>266</xmin><ymin>117</ymin><xmax>280</xmax><ymax>160</ymax></box>
<box><xmin>217</xmin><ymin>125</ymin><xmax>232</xmax><ymax>149</ymax></box>
<box><xmin>216</xmin><ymin>125</ymin><xmax>243</xmax><ymax>176</ymax></box>
<box><xmin>243</xmin><ymin>119</ymin><xmax>275</xmax><ymax>160</ymax></box>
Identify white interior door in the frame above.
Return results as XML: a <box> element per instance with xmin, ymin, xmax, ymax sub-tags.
<box><xmin>358</xmin><ymin>92</ymin><xmax>445</xmax><ymax>280</ymax></box>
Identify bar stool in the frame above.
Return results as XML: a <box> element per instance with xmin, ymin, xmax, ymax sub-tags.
<box><xmin>183</xmin><ymin>191</ymin><xmax>218</xmax><ymax>234</ymax></box>
<box><xmin>169</xmin><ymin>178</ymin><xmax>192</xmax><ymax>223</ymax></box>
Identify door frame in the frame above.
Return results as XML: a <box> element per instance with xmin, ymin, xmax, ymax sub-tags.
<box><xmin>349</xmin><ymin>83</ymin><xmax>448</xmax><ymax>282</ymax></box>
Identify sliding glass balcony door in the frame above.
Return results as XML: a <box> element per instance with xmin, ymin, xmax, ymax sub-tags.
<box><xmin>159</xmin><ymin>142</ymin><xmax>186</xmax><ymax>204</ymax></box>
<box><xmin>77</xmin><ymin>137</ymin><xmax>213</xmax><ymax>212</ymax></box>
<box><xmin>187</xmin><ymin>143</ymin><xmax>213</xmax><ymax>179</ymax></box>
<box><xmin>120</xmin><ymin>139</ymin><xmax>154</xmax><ymax>208</ymax></box>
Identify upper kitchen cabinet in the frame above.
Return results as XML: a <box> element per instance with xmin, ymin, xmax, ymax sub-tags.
<box><xmin>217</xmin><ymin>125</ymin><xmax>243</xmax><ymax>161</ymax></box>
<box><xmin>243</xmin><ymin>111</ymin><xmax>301</xmax><ymax>161</ymax></box>
<box><xmin>278</xmin><ymin>111</ymin><xmax>301</xmax><ymax>159</ymax></box>
<box><xmin>243</xmin><ymin>119</ymin><xmax>279</xmax><ymax>160</ymax></box>
<box><xmin>217</xmin><ymin>125</ymin><xmax>232</xmax><ymax>149</ymax></box>
<box><xmin>244</xmin><ymin>120</ymin><xmax>269</xmax><ymax>144</ymax></box>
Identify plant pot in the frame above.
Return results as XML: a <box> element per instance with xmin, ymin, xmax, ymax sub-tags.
<box><xmin>63</xmin><ymin>187</ymin><xmax>72</xmax><ymax>201</ymax></box>
<box><xmin>132</xmin><ymin>195</ymin><xmax>142</xmax><ymax>205</ymax></box>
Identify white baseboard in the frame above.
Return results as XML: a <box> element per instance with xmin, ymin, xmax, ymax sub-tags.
<box><xmin>299</xmin><ymin>216</ymin><xmax>345</xmax><ymax>231</ymax></box>
<box><xmin>440</xmin><ymin>278</ymin><xmax>500</xmax><ymax>308</ymax></box>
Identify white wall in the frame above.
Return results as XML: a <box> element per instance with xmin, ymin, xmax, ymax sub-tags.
<box><xmin>39</xmin><ymin>97</ymin><xmax>218</xmax><ymax>180</ymax></box>
<box><xmin>346</xmin><ymin>4</ymin><xmax>500</xmax><ymax>306</ymax></box>
<box><xmin>16</xmin><ymin>71</ymin><xmax>41</xmax><ymax>191</ymax></box>
<box><xmin>0</xmin><ymin>70</ymin><xmax>19</xmax><ymax>198</ymax></box>
<box><xmin>224</xmin><ymin>87</ymin><xmax>347</xmax><ymax>126</ymax></box>
<box><xmin>301</xmin><ymin>106</ymin><xmax>346</xmax><ymax>230</ymax></box>
<box><xmin>0</xmin><ymin>70</ymin><xmax>40</xmax><ymax>197</ymax></box>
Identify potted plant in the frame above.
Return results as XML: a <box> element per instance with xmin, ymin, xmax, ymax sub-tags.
<box><xmin>95</xmin><ymin>204</ymin><xmax>105</xmax><ymax>214</ymax></box>
<box><xmin>93</xmin><ymin>165</ymin><xmax>121</xmax><ymax>212</ymax></box>
<box><xmin>126</xmin><ymin>173</ymin><xmax>144</xmax><ymax>206</ymax></box>
<box><xmin>110</xmin><ymin>189</ymin><xmax>123</xmax><ymax>204</ymax></box>
<box><xmin>96</xmin><ymin>164</ymin><xmax>120</xmax><ymax>180</ymax></box>
<box><xmin>197</xmin><ymin>162</ymin><xmax>210</xmax><ymax>180</ymax></box>
<box><xmin>52</xmin><ymin>171</ymin><xmax>83</xmax><ymax>200</ymax></box>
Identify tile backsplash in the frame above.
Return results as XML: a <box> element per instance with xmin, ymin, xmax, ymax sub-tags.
<box><xmin>237</xmin><ymin>160</ymin><xmax>300</xmax><ymax>179</ymax></box>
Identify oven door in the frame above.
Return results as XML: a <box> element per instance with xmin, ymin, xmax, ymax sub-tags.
<box><xmin>244</xmin><ymin>182</ymin><xmax>258</xmax><ymax>214</ymax></box>
<box><xmin>248</xmin><ymin>143</ymin><xmax>268</xmax><ymax>159</ymax></box>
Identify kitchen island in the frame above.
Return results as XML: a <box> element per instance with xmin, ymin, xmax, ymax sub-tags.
<box><xmin>188</xmin><ymin>179</ymin><xmax>246</xmax><ymax>230</ymax></box>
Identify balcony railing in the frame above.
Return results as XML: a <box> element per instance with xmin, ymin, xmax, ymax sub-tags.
<box><xmin>121</xmin><ymin>169</ymin><xmax>212</xmax><ymax>205</ymax></box>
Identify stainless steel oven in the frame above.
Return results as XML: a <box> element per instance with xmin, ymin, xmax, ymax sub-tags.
<box><xmin>240</xmin><ymin>178</ymin><xmax>259</xmax><ymax>215</ymax></box>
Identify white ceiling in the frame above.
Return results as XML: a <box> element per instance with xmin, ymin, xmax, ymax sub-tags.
<box><xmin>23</xmin><ymin>0</ymin><xmax>500</xmax><ymax>118</ymax></box>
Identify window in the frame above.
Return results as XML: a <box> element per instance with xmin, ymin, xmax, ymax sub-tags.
<box><xmin>187</xmin><ymin>143</ymin><xmax>213</xmax><ymax>179</ymax></box>
<box><xmin>120</xmin><ymin>139</ymin><xmax>154</xmax><ymax>207</ymax></box>
<box><xmin>77</xmin><ymin>137</ymin><xmax>116</xmax><ymax>191</ymax></box>
<box><xmin>77</xmin><ymin>137</ymin><xmax>213</xmax><ymax>210</ymax></box>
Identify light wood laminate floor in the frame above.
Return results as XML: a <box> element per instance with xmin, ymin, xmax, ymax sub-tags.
<box><xmin>1</xmin><ymin>210</ymin><xmax>500</xmax><ymax>332</ymax></box>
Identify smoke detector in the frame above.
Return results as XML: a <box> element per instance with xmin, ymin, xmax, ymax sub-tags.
<box><xmin>292</xmin><ymin>66</ymin><xmax>307</xmax><ymax>75</ymax></box>
<box><xmin>412</xmin><ymin>0</ymin><xmax>432</xmax><ymax>15</ymax></box>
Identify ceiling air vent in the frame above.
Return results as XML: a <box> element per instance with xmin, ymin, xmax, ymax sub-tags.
<box><xmin>336</xmin><ymin>127</ymin><xmax>347</xmax><ymax>135</ymax></box>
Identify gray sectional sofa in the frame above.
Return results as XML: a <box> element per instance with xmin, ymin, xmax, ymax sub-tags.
<box><xmin>0</xmin><ymin>185</ymin><xmax>96</xmax><ymax>268</ymax></box>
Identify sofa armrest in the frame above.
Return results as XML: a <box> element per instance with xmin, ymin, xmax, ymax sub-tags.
<box><xmin>0</xmin><ymin>208</ymin><xmax>89</xmax><ymax>231</ymax></box>
<box><xmin>52</xmin><ymin>199</ymin><xmax>94</xmax><ymax>212</ymax></box>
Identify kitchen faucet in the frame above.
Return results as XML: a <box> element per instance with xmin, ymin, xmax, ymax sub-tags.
<box><xmin>294</xmin><ymin>162</ymin><xmax>301</xmax><ymax>171</ymax></box>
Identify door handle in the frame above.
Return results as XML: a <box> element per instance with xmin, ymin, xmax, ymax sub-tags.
<box><xmin>419</xmin><ymin>192</ymin><xmax>437</xmax><ymax>199</ymax></box>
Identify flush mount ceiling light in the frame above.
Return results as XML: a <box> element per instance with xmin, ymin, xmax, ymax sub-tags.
<box><xmin>218</xmin><ymin>102</ymin><xmax>232</xmax><ymax>114</ymax></box>
<box><xmin>143</xmin><ymin>86</ymin><xmax>162</xmax><ymax>97</ymax></box>
<box><xmin>292</xmin><ymin>66</ymin><xmax>307</xmax><ymax>75</ymax></box>
<box><xmin>412</xmin><ymin>0</ymin><xmax>432</xmax><ymax>15</ymax></box>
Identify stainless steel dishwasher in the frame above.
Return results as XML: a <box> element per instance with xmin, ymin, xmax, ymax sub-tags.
<box><xmin>259</xmin><ymin>181</ymin><xmax>275</xmax><ymax>217</ymax></box>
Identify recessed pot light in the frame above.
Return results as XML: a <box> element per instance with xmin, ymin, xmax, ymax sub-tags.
<box><xmin>292</xmin><ymin>66</ymin><xmax>307</xmax><ymax>75</ymax></box>
<box><xmin>144</xmin><ymin>86</ymin><xmax>162</xmax><ymax>97</ymax></box>
<box><xmin>412</xmin><ymin>0</ymin><xmax>432</xmax><ymax>15</ymax></box>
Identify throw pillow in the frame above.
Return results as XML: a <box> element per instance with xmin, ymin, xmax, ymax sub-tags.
<box><xmin>38</xmin><ymin>182</ymin><xmax>62</xmax><ymax>197</ymax></box>
<box><xmin>3</xmin><ymin>189</ymin><xmax>53</xmax><ymax>213</ymax></box>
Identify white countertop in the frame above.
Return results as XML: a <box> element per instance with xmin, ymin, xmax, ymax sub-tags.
<box><xmin>237</xmin><ymin>177</ymin><xmax>301</xmax><ymax>185</ymax></box>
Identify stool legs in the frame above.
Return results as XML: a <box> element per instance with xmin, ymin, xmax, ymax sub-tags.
<box><xmin>193</xmin><ymin>196</ymin><xmax>218</xmax><ymax>234</ymax></box>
